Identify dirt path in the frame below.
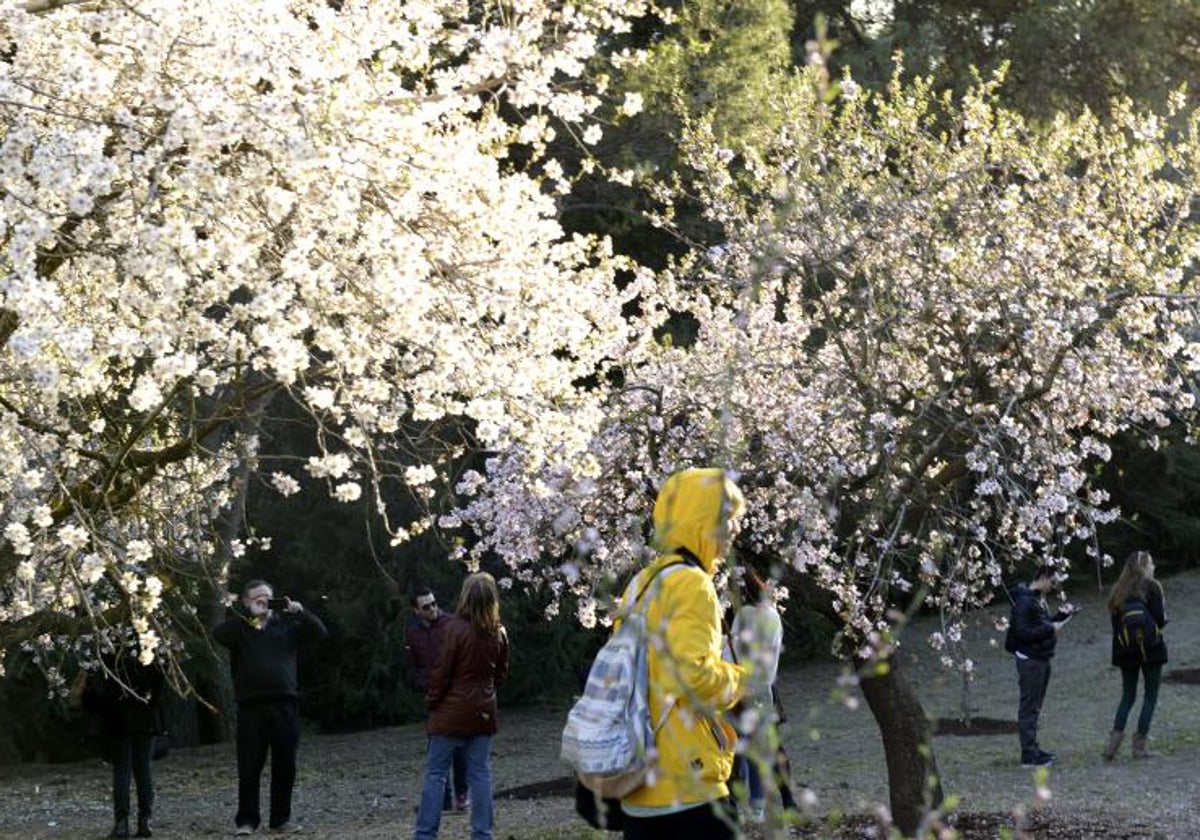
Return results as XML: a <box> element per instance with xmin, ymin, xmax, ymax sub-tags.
<box><xmin>4</xmin><ymin>570</ymin><xmax>1200</xmax><ymax>839</ymax></box>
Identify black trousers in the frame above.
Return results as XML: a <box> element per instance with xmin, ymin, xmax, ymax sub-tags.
<box><xmin>1016</xmin><ymin>656</ymin><xmax>1052</xmax><ymax>758</ymax></box>
<box><xmin>112</xmin><ymin>732</ymin><xmax>154</xmax><ymax>820</ymax></box>
<box><xmin>235</xmin><ymin>700</ymin><xmax>300</xmax><ymax>830</ymax></box>
<box><xmin>622</xmin><ymin>798</ymin><xmax>738</xmax><ymax>840</ymax></box>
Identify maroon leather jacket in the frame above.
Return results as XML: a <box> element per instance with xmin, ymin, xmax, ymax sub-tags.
<box><xmin>426</xmin><ymin>615</ymin><xmax>509</xmax><ymax>736</ymax></box>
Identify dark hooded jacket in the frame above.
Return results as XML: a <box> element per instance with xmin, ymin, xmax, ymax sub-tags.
<box><xmin>1008</xmin><ymin>584</ymin><xmax>1069</xmax><ymax>661</ymax></box>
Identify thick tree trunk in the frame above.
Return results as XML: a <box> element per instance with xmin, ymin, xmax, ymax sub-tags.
<box><xmin>859</xmin><ymin>659</ymin><xmax>944</xmax><ymax>837</ymax></box>
<box><xmin>195</xmin><ymin>582</ymin><xmax>237</xmax><ymax>744</ymax></box>
<box><xmin>194</xmin><ymin>395</ymin><xmax>268</xmax><ymax>744</ymax></box>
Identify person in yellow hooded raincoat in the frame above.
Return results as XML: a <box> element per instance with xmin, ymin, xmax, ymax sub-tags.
<box><xmin>620</xmin><ymin>468</ymin><xmax>750</xmax><ymax>840</ymax></box>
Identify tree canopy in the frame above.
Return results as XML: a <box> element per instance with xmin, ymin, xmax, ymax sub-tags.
<box><xmin>0</xmin><ymin>0</ymin><xmax>659</xmax><ymax>684</ymax></box>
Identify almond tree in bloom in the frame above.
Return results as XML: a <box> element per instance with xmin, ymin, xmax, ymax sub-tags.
<box><xmin>0</xmin><ymin>0</ymin><xmax>663</xmax><ymax>687</ymax></box>
<box><xmin>455</xmin><ymin>71</ymin><xmax>1200</xmax><ymax>832</ymax></box>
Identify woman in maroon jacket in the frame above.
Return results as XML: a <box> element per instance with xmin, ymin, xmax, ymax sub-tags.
<box><xmin>413</xmin><ymin>572</ymin><xmax>509</xmax><ymax>840</ymax></box>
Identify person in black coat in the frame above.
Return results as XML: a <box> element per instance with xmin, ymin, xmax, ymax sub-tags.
<box><xmin>82</xmin><ymin>649</ymin><xmax>165</xmax><ymax>839</ymax></box>
<box><xmin>1103</xmin><ymin>551</ymin><xmax>1168</xmax><ymax>760</ymax></box>
<box><xmin>1006</xmin><ymin>565</ymin><xmax>1076</xmax><ymax>768</ymax></box>
<box><xmin>212</xmin><ymin>579</ymin><xmax>328</xmax><ymax>835</ymax></box>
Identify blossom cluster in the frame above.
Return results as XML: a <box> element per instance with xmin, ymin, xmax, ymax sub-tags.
<box><xmin>0</xmin><ymin>0</ymin><xmax>656</xmax><ymax>667</ymax></box>
<box><xmin>454</xmin><ymin>69</ymin><xmax>1200</xmax><ymax>665</ymax></box>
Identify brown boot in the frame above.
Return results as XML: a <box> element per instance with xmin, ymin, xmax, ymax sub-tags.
<box><xmin>1102</xmin><ymin>730</ymin><xmax>1124</xmax><ymax>761</ymax></box>
<box><xmin>1132</xmin><ymin>732</ymin><xmax>1154</xmax><ymax>759</ymax></box>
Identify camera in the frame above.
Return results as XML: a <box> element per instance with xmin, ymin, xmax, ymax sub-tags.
<box><xmin>267</xmin><ymin>597</ymin><xmax>289</xmax><ymax>610</ymax></box>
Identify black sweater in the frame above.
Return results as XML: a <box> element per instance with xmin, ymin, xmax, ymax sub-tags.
<box><xmin>1009</xmin><ymin>584</ymin><xmax>1070</xmax><ymax>661</ymax></box>
<box><xmin>213</xmin><ymin>609</ymin><xmax>328</xmax><ymax>703</ymax></box>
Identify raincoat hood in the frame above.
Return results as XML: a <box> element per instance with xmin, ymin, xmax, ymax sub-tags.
<box><xmin>652</xmin><ymin>468</ymin><xmax>746</xmax><ymax>574</ymax></box>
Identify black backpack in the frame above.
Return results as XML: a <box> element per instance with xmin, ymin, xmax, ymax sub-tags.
<box><xmin>1115</xmin><ymin>597</ymin><xmax>1159</xmax><ymax>660</ymax></box>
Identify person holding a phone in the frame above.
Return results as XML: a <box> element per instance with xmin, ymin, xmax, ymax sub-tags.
<box><xmin>1006</xmin><ymin>565</ymin><xmax>1076</xmax><ymax>768</ymax></box>
<box><xmin>213</xmin><ymin>579</ymin><xmax>328</xmax><ymax>835</ymax></box>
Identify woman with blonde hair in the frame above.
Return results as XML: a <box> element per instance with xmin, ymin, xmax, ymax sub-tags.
<box><xmin>1103</xmin><ymin>551</ymin><xmax>1167</xmax><ymax>761</ymax></box>
<box><xmin>414</xmin><ymin>573</ymin><xmax>509</xmax><ymax>840</ymax></box>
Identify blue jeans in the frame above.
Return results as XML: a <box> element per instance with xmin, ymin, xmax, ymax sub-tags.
<box><xmin>414</xmin><ymin>734</ymin><xmax>493</xmax><ymax>840</ymax></box>
<box><xmin>733</xmin><ymin>754</ymin><xmax>763</xmax><ymax>802</ymax></box>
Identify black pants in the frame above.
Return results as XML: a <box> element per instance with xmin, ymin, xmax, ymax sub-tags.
<box><xmin>622</xmin><ymin>798</ymin><xmax>737</xmax><ymax>840</ymax></box>
<box><xmin>1016</xmin><ymin>656</ymin><xmax>1051</xmax><ymax>758</ymax></box>
<box><xmin>112</xmin><ymin>732</ymin><xmax>154</xmax><ymax>821</ymax></box>
<box><xmin>235</xmin><ymin>700</ymin><xmax>299</xmax><ymax>830</ymax></box>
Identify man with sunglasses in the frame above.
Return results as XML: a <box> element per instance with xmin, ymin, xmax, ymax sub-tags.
<box><xmin>405</xmin><ymin>585</ymin><xmax>468</xmax><ymax>812</ymax></box>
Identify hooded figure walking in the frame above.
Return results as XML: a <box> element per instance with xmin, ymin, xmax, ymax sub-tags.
<box><xmin>618</xmin><ymin>467</ymin><xmax>750</xmax><ymax>839</ymax></box>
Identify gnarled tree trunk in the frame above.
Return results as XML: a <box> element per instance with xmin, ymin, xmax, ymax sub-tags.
<box><xmin>859</xmin><ymin>659</ymin><xmax>944</xmax><ymax>837</ymax></box>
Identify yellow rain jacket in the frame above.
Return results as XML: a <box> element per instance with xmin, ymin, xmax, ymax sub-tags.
<box><xmin>622</xmin><ymin>468</ymin><xmax>749</xmax><ymax>809</ymax></box>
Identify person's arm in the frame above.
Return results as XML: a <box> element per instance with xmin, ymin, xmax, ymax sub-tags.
<box><xmin>288</xmin><ymin>601</ymin><xmax>329</xmax><ymax>641</ymax></box>
<box><xmin>403</xmin><ymin>623</ymin><xmax>429</xmax><ymax>693</ymax></box>
<box><xmin>1014</xmin><ymin>599</ymin><xmax>1055</xmax><ymax>645</ymax></box>
<box><xmin>759</xmin><ymin>606</ymin><xmax>784</xmax><ymax>688</ymax></box>
<box><xmin>80</xmin><ymin>671</ymin><xmax>107</xmax><ymax>715</ymax></box>
<box><xmin>144</xmin><ymin>663</ymin><xmax>167</xmax><ymax>707</ymax></box>
<box><xmin>426</xmin><ymin>623</ymin><xmax>460</xmax><ymax>710</ymax></box>
<box><xmin>495</xmin><ymin>626</ymin><xmax>510</xmax><ymax>689</ymax></box>
<box><xmin>661</xmin><ymin>571</ymin><xmax>746</xmax><ymax>710</ymax></box>
<box><xmin>731</xmin><ymin>606</ymin><xmax>781</xmax><ymax>692</ymax></box>
<box><xmin>211</xmin><ymin>614</ymin><xmax>241</xmax><ymax>648</ymax></box>
<box><xmin>1146</xmin><ymin>580</ymin><xmax>1167</xmax><ymax>628</ymax></box>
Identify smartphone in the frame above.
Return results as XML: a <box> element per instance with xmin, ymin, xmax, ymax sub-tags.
<box><xmin>267</xmin><ymin>597</ymin><xmax>289</xmax><ymax>610</ymax></box>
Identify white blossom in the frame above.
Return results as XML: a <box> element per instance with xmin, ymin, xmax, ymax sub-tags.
<box><xmin>333</xmin><ymin>482</ymin><xmax>362</xmax><ymax>503</ymax></box>
<box><xmin>271</xmin><ymin>472</ymin><xmax>302</xmax><ymax>497</ymax></box>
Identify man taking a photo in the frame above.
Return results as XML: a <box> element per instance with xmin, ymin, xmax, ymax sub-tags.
<box><xmin>213</xmin><ymin>579</ymin><xmax>328</xmax><ymax>834</ymax></box>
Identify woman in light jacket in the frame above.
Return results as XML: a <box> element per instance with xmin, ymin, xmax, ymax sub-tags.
<box><xmin>728</xmin><ymin>566</ymin><xmax>794</xmax><ymax>822</ymax></box>
<box><xmin>413</xmin><ymin>573</ymin><xmax>509</xmax><ymax>840</ymax></box>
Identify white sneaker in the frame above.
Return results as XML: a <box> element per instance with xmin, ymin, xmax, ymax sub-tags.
<box><xmin>235</xmin><ymin>827</ymin><xmax>253</xmax><ymax>836</ymax></box>
<box><xmin>749</xmin><ymin>801</ymin><xmax>765</xmax><ymax>823</ymax></box>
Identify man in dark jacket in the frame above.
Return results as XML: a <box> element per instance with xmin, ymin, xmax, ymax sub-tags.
<box><xmin>1007</xmin><ymin>565</ymin><xmax>1075</xmax><ymax>767</ymax></box>
<box><xmin>405</xmin><ymin>585</ymin><xmax>467</xmax><ymax>811</ymax></box>
<box><xmin>213</xmin><ymin>579</ymin><xmax>328</xmax><ymax>835</ymax></box>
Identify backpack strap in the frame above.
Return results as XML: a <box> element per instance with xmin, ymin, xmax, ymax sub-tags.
<box><xmin>621</xmin><ymin>553</ymin><xmax>701</xmax><ymax>616</ymax></box>
<box><xmin>619</xmin><ymin>554</ymin><xmax>701</xmax><ymax>735</ymax></box>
